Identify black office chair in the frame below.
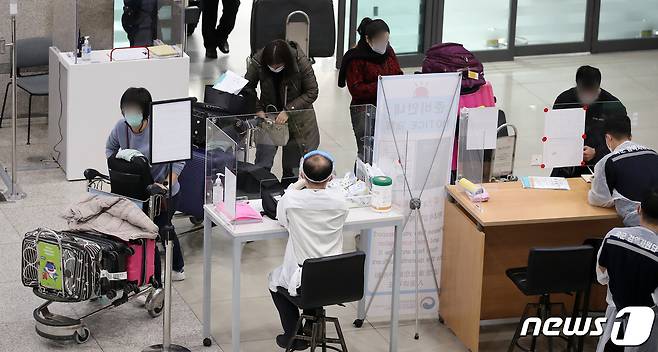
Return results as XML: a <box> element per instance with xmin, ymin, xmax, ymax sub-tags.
<box><xmin>1</xmin><ymin>37</ymin><xmax>52</xmax><ymax>144</ymax></box>
<box><xmin>506</xmin><ymin>245</ymin><xmax>595</xmax><ymax>352</ymax></box>
<box><xmin>278</xmin><ymin>251</ymin><xmax>366</xmax><ymax>352</ymax></box>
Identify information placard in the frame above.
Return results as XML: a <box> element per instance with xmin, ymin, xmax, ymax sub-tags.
<box><xmin>150</xmin><ymin>98</ymin><xmax>193</xmax><ymax>164</ymax></box>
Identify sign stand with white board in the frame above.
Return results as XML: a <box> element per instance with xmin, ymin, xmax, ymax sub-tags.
<box><xmin>143</xmin><ymin>97</ymin><xmax>193</xmax><ymax>352</ymax></box>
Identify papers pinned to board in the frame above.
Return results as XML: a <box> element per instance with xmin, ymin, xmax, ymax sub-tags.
<box><xmin>542</xmin><ymin>108</ymin><xmax>586</xmax><ymax>168</ymax></box>
<box><xmin>521</xmin><ymin>176</ymin><xmax>571</xmax><ymax>190</ymax></box>
<box><xmin>462</xmin><ymin>107</ymin><xmax>498</xmax><ymax>150</ymax></box>
<box><xmin>212</xmin><ymin>70</ymin><xmax>248</xmax><ymax>95</ymax></box>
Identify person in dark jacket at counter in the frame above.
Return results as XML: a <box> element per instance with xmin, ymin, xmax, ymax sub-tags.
<box><xmin>338</xmin><ymin>17</ymin><xmax>403</xmax><ymax>162</ymax></box>
<box><xmin>551</xmin><ymin>65</ymin><xmax>627</xmax><ymax>178</ymax></box>
<box><xmin>244</xmin><ymin>39</ymin><xmax>320</xmax><ymax>178</ymax></box>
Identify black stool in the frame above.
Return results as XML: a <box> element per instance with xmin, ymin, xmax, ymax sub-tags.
<box><xmin>506</xmin><ymin>245</ymin><xmax>595</xmax><ymax>352</ymax></box>
<box><xmin>278</xmin><ymin>251</ymin><xmax>366</xmax><ymax>352</ymax></box>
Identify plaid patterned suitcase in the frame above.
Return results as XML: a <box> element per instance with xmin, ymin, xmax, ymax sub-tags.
<box><xmin>22</xmin><ymin>228</ymin><xmax>102</xmax><ymax>302</ymax></box>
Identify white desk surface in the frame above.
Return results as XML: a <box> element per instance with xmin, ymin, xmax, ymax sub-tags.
<box><xmin>204</xmin><ymin>201</ymin><xmax>405</xmax><ymax>240</ymax></box>
<box><xmin>57</xmin><ymin>49</ymin><xmax>187</xmax><ymax>67</ymax></box>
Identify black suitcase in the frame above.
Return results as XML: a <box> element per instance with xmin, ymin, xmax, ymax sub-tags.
<box><xmin>204</xmin><ymin>85</ymin><xmax>255</xmax><ymax>116</ymax></box>
<box><xmin>250</xmin><ymin>0</ymin><xmax>335</xmax><ymax>58</ymax></box>
<box><xmin>65</xmin><ymin>232</ymin><xmax>132</xmax><ymax>296</ymax></box>
<box><xmin>192</xmin><ymin>102</ymin><xmax>249</xmax><ymax>148</ymax></box>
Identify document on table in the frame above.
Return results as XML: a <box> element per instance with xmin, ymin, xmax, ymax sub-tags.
<box><xmin>521</xmin><ymin>176</ymin><xmax>571</xmax><ymax>190</ymax></box>
<box><xmin>542</xmin><ymin>108</ymin><xmax>586</xmax><ymax>168</ymax></box>
<box><xmin>212</xmin><ymin>70</ymin><xmax>248</xmax><ymax>95</ymax></box>
<box><xmin>463</xmin><ymin>107</ymin><xmax>498</xmax><ymax>150</ymax></box>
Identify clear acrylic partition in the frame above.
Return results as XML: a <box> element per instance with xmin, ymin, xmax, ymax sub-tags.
<box><xmin>350</xmin><ymin>105</ymin><xmax>377</xmax><ymax>166</ymax></box>
<box><xmin>156</xmin><ymin>0</ymin><xmax>185</xmax><ymax>51</ymax></box>
<box><xmin>68</xmin><ymin>0</ymin><xmax>184</xmax><ymax>64</ymax></box>
<box><xmin>204</xmin><ymin>119</ymin><xmax>239</xmax><ymax>207</ymax></box>
<box><xmin>509</xmin><ymin>100</ymin><xmax>636</xmax><ymax>178</ymax></box>
<box><xmin>199</xmin><ymin>106</ymin><xmax>372</xmax><ymax>205</ymax></box>
<box><xmin>456</xmin><ymin>109</ymin><xmax>486</xmax><ymax>185</ymax></box>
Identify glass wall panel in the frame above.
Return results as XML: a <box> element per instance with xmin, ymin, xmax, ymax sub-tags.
<box><xmin>599</xmin><ymin>0</ymin><xmax>658</xmax><ymax>40</ymax></box>
<box><xmin>357</xmin><ymin>0</ymin><xmax>425</xmax><ymax>54</ymax></box>
<box><xmin>442</xmin><ymin>0</ymin><xmax>510</xmax><ymax>51</ymax></box>
<box><xmin>515</xmin><ymin>0</ymin><xmax>587</xmax><ymax>46</ymax></box>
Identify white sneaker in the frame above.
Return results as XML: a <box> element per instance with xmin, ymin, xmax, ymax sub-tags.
<box><xmin>171</xmin><ymin>270</ymin><xmax>186</xmax><ymax>281</ymax></box>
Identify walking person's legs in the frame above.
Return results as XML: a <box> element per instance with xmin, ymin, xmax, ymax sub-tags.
<box><xmin>201</xmin><ymin>0</ymin><xmax>220</xmax><ymax>57</ymax></box>
<box><xmin>216</xmin><ymin>0</ymin><xmax>240</xmax><ymax>53</ymax></box>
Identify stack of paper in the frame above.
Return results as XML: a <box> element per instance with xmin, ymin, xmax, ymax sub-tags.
<box><xmin>521</xmin><ymin>176</ymin><xmax>570</xmax><ymax>190</ymax></box>
<box><xmin>148</xmin><ymin>45</ymin><xmax>178</xmax><ymax>58</ymax></box>
<box><xmin>212</xmin><ymin>70</ymin><xmax>249</xmax><ymax>95</ymax></box>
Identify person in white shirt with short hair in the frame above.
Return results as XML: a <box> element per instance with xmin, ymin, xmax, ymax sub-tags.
<box><xmin>268</xmin><ymin>150</ymin><xmax>349</xmax><ymax>350</ymax></box>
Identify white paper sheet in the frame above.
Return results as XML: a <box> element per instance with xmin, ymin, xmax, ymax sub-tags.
<box><xmin>543</xmin><ymin>138</ymin><xmax>584</xmax><ymax>168</ymax></box>
<box><xmin>223</xmin><ymin>167</ymin><xmax>237</xmax><ymax>219</ymax></box>
<box><xmin>542</xmin><ymin>108</ymin><xmax>586</xmax><ymax>168</ymax></box>
<box><xmin>150</xmin><ymin>100</ymin><xmax>192</xmax><ymax>164</ymax></box>
<box><xmin>521</xmin><ymin>176</ymin><xmax>570</xmax><ymax>190</ymax></box>
<box><xmin>544</xmin><ymin>108</ymin><xmax>586</xmax><ymax>139</ymax></box>
<box><xmin>464</xmin><ymin>107</ymin><xmax>498</xmax><ymax>150</ymax></box>
<box><xmin>212</xmin><ymin>70</ymin><xmax>248</xmax><ymax>95</ymax></box>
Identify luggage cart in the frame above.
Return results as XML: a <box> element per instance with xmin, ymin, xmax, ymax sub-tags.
<box><xmin>32</xmin><ymin>169</ymin><xmax>166</xmax><ymax>344</ymax></box>
<box><xmin>285</xmin><ymin>11</ymin><xmax>310</xmax><ymax>57</ymax></box>
<box><xmin>489</xmin><ymin>123</ymin><xmax>519</xmax><ymax>182</ymax></box>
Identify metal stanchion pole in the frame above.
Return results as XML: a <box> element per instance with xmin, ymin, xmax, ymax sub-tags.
<box><xmin>1</xmin><ymin>0</ymin><xmax>26</xmax><ymax>202</ymax></box>
<box><xmin>143</xmin><ymin>166</ymin><xmax>190</xmax><ymax>352</ymax></box>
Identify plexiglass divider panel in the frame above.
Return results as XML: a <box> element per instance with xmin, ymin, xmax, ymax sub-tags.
<box><xmin>204</xmin><ymin>119</ymin><xmax>239</xmax><ymax>207</ymax></box>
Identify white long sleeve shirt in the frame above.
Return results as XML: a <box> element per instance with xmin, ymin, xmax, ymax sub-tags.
<box><xmin>268</xmin><ymin>186</ymin><xmax>349</xmax><ymax>296</ymax></box>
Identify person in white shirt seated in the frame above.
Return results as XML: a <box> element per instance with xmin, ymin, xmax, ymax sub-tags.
<box><xmin>588</xmin><ymin>114</ymin><xmax>658</xmax><ymax>226</ymax></box>
<box><xmin>268</xmin><ymin>150</ymin><xmax>349</xmax><ymax>350</ymax></box>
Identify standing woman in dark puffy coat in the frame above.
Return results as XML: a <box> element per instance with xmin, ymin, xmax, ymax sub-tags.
<box><xmin>245</xmin><ymin>39</ymin><xmax>320</xmax><ymax>178</ymax></box>
<box><xmin>338</xmin><ymin>18</ymin><xmax>403</xmax><ymax>161</ymax></box>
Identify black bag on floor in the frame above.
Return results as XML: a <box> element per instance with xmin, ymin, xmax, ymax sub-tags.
<box><xmin>237</xmin><ymin>161</ymin><xmax>280</xmax><ymax>196</ymax></box>
<box><xmin>250</xmin><ymin>0</ymin><xmax>335</xmax><ymax>58</ymax></box>
<box><xmin>204</xmin><ymin>85</ymin><xmax>255</xmax><ymax>116</ymax></box>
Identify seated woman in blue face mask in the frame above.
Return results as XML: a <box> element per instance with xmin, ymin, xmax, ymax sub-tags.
<box><xmin>105</xmin><ymin>87</ymin><xmax>186</xmax><ymax>285</ymax></box>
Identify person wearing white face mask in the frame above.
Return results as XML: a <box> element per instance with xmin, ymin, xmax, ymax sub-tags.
<box><xmin>105</xmin><ymin>87</ymin><xmax>187</xmax><ymax>284</ymax></box>
<box><xmin>338</xmin><ymin>17</ymin><xmax>402</xmax><ymax>162</ymax></box>
<box><xmin>244</xmin><ymin>39</ymin><xmax>320</xmax><ymax>178</ymax></box>
<box><xmin>551</xmin><ymin>65</ymin><xmax>627</xmax><ymax>178</ymax></box>
<box><xmin>588</xmin><ymin>114</ymin><xmax>658</xmax><ymax>226</ymax></box>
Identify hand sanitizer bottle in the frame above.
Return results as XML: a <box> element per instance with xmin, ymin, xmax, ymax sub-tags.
<box><xmin>213</xmin><ymin>173</ymin><xmax>224</xmax><ymax>204</ymax></box>
<box><xmin>82</xmin><ymin>36</ymin><xmax>92</xmax><ymax>61</ymax></box>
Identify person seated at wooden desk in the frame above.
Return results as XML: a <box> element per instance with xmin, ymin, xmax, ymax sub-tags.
<box><xmin>268</xmin><ymin>150</ymin><xmax>349</xmax><ymax>350</ymax></box>
<box><xmin>595</xmin><ymin>188</ymin><xmax>658</xmax><ymax>352</ymax></box>
<box><xmin>588</xmin><ymin>114</ymin><xmax>658</xmax><ymax>226</ymax></box>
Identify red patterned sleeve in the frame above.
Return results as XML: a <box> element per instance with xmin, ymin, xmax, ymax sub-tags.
<box><xmin>346</xmin><ymin>60</ymin><xmax>378</xmax><ymax>102</ymax></box>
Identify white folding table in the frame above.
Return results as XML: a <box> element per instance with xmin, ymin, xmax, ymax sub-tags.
<box><xmin>201</xmin><ymin>201</ymin><xmax>405</xmax><ymax>352</ymax></box>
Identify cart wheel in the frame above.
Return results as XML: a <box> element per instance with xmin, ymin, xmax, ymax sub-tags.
<box><xmin>203</xmin><ymin>337</ymin><xmax>212</xmax><ymax>347</ymax></box>
<box><xmin>190</xmin><ymin>216</ymin><xmax>203</xmax><ymax>225</ymax></box>
<box><xmin>74</xmin><ymin>327</ymin><xmax>90</xmax><ymax>344</ymax></box>
<box><xmin>353</xmin><ymin>319</ymin><xmax>363</xmax><ymax>328</ymax></box>
<box><xmin>146</xmin><ymin>288</ymin><xmax>165</xmax><ymax>318</ymax></box>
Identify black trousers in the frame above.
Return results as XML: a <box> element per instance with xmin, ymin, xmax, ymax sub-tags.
<box><xmin>255</xmin><ymin>140</ymin><xmax>303</xmax><ymax>179</ymax></box>
<box><xmin>270</xmin><ymin>290</ymin><xmax>314</xmax><ymax>338</ymax></box>
<box><xmin>201</xmin><ymin>0</ymin><xmax>240</xmax><ymax>49</ymax></box>
<box><xmin>153</xmin><ymin>193</ymin><xmax>185</xmax><ymax>288</ymax></box>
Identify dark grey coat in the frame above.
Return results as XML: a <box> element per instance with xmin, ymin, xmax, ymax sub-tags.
<box><xmin>244</xmin><ymin>41</ymin><xmax>320</xmax><ymax>153</ymax></box>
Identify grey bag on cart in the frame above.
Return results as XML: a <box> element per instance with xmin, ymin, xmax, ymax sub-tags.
<box><xmin>250</xmin><ymin>0</ymin><xmax>335</xmax><ymax>58</ymax></box>
<box><xmin>22</xmin><ymin>228</ymin><xmax>102</xmax><ymax>302</ymax></box>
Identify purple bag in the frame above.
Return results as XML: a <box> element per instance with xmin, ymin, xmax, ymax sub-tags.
<box><xmin>421</xmin><ymin>43</ymin><xmax>485</xmax><ymax>91</ymax></box>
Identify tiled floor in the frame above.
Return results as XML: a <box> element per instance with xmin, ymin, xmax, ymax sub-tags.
<box><xmin>2</xmin><ymin>2</ymin><xmax>658</xmax><ymax>351</ymax></box>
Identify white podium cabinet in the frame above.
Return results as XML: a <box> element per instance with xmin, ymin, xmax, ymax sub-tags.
<box><xmin>48</xmin><ymin>48</ymin><xmax>190</xmax><ymax>180</ymax></box>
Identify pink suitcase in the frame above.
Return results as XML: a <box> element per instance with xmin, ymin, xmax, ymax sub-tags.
<box><xmin>452</xmin><ymin>82</ymin><xmax>496</xmax><ymax>170</ymax></box>
<box><xmin>126</xmin><ymin>239</ymin><xmax>156</xmax><ymax>287</ymax></box>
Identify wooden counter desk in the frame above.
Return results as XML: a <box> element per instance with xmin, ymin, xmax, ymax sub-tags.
<box><xmin>440</xmin><ymin>178</ymin><xmax>621</xmax><ymax>352</ymax></box>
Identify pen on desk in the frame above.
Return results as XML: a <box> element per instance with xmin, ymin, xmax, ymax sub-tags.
<box><xmin>586</xmin><ymin>165</ymin><xmax>594</xmax><ymax>175</ymax></box>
